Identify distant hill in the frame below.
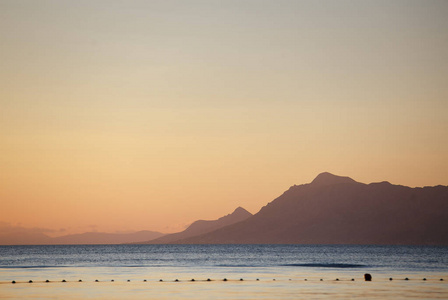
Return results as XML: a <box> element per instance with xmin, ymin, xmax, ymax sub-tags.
<box><xmin>0</xmin><ymin>231</ymin><xmax>52</xmax><ymax>245</ymax></box>
<box><xmin>0</xmin><ymin>230</ymin><xmax>165</xmax><ymax>245</ymax></box>
<box><xmin>50</xmin><ymin>230</ymin><xmax>165</xmax><ymax>245</ymax></box>
<box><xmin>140</xmin><ymin>207</ymin><xmax>252</xmax><ymax>244</ymax></box>
<box><xmin>174</xmin><ymin>173</ymin><xmax>448</xmax><ymax>245</ymax></box>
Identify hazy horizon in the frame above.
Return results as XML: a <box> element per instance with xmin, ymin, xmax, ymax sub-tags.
<box><xmin>1</xmin><ymin>171</ymin><xmax>445</xmax><ymax>242</ymax></box>
<box><xmin>1</xmin><ymin>0</ymin><xmax>447</xmax><ymax>236</ymax></box>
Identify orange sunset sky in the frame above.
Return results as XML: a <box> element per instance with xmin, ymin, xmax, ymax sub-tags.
<box><xmin>1</xmin><ymin>0</ymin><xmax>447</xmax><ymax>236</ymax></box>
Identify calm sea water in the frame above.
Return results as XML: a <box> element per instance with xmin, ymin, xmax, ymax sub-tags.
<box><xmin>1</xmin><ymin>245</ymin><xmax>447</xmax><ymax>299</ymax></box>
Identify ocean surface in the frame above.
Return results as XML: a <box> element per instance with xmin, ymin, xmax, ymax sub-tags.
<box><xmin>1</xmin><ymin>244</ymin><xmax>447</xmax><ymax>299</ymax></box>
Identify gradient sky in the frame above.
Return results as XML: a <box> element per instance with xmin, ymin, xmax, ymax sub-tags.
<box><xmin>1</xmin><ymin>0</ymin><xmax>447</xmax><ymax>235</ymax></box>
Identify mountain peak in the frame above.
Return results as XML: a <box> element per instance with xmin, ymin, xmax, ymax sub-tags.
<box><xmin>310</xmin><ymin>172</ymin><xmax>357</xmax><ymax>187</ymax></box>
<box><xmin>178</xmin><ymin>176</ymin><xmax>448</xmax><ymax>245</ymax></box>
<box><xmin>141</xmin><ymin>206</ymin><xmax>252</xmax><ymax>244</ymax></box>
<box><xmin>232</xmin><ymin>207</ymin><xmax>251</xmax><ymax>216</ymax></box>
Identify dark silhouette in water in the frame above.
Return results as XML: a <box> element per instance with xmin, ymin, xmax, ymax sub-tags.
<box><xmin>364</xmin><ymin>273</ymin><xmax>372</xmax><ymax>281</ymax></box>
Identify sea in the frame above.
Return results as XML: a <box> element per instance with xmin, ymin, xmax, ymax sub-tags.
<box><xmin>1</xmin><ymin>244</ymin><xmax>447</xmax><ymax>299</ymax></box>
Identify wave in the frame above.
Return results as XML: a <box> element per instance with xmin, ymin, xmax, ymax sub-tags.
<box><xmin>0</xmin><ymin>263</ymin><xmax>367</xmax><ymax>269</ymax></box>
<box><xmin>0</xmin><ymin>265</ymin><xmax>68</xmax><ymax>269</ymax></box>
<box><xmin>215</xmin><ymin>264</ymin><xmax>260</xmax><ymax>268</ymax></box>
<box><xmin>213</xmin><ymin>263</ymin><xmax>368</xmax><ymax>268</ymax></box>
<box><xmin>282</xmin><ymin>263</ymin><xmax>368</xmax><ymax>268</ymax></box>
<box><xmin>0</xmin><ymin>264</ymin><xmax>175</xmax><ymax>269</ymax></box>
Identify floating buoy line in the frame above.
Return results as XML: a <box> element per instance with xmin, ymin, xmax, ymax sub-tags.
<box><xmin>5</xmin><ymin>277</ymin><xmax>446</xmax><ymax>284</ymax></box>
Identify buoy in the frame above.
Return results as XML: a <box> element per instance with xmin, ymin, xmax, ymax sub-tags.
<box><xmin>256</xmin><ymin>278</ymin><xmax>259</xmax><ymax>281</ymax></box>
<box><xmin>223</xmin><ymin>278</ymin><xmax>227</xmax><ymax>281</ymax></box>
<box><xmin>320</xmin><ymin>279</ymin><xmax>323</xmax><ymax>281</ymax></box>
<box><xmin>405</xmin><ymin>278</ymin><xmax>409</xmax><ymax>281</ymax></box>
<box><xmin>127</xmin><ymin>280</ymin><xmax>130</xmax><ymax>282</ymax></box>
<box><xmin>336</xmin><ymin>278</ymin><xmax>339</xmax><ymax>281</ymax></box>
<box><xmin>12</xmin><ymin>281</ymin><xmax>16</xmax><ymax>284</ymax></box>
<box><xmin>440</xmin><ymin>279</ymin><xmax>444</xmax><ymax>281</ymax></box>
<box><xmin>191</xmin><ymin>279</ymin><xmax>195</xmax><ymax>282</ymax></box>
<box><xmin>273</xmin><ymin>279</ymin><xmax>276</xmax><ymax>281</ymax></box>
<box><xmin>364</xmin><ymin>274</ymin><xmax>372</xmax><ymax>281</ymax></box>
<box><xmin>29</xmin><ymin>280</ymin><xmax>33</xmax><ymax>283</ymax></box>
<box><xmin>79</xmin><ymin>280</ymin><xmax>82</xmax><ymax>282</ymax></box>
<box><xmin>175</xmin><ymin>279</ymin><xmax>179</xmax><ymax>282</ymax></box>
<box><xmin>240</xmin><ymin>278</ymin><xmax>243</xmax><ymax>281</ymax></box>
<box><xmin>95</xmin><ymin>280</ymin><xmax>99</xmax><ymax>282</ymax></box>
<box><xmin>351</xmin><ymin>279</ymin><xmax>355</xmax><ymax>281</ymax></box>
<box><xmin>62</xmin><ymin>279</ymin><xmax>66</xmax><ymax>282</ymax></box>
<box><xmin>159</xmin><ymin>279</ymin><xmax>163</xmax><ymax>282</ymax></box>
<box><xmin>423</xmin><ymin>278</ymin><xmax>426</xmax><ymax>281</ymax></box>
<box><xmin>143</xmin><ymin>279</ymin><xmax>147</xmax><ymax>282</ymax></box>
<box><xmin>111</xmin><ymin>280</ymin><xmax>114</xmax><ymax>282</ymax></box>
<box><xmin>304</xmin><ymin>279</ymin><xmax>307</xmax><ymax>281</ymax></box>
<box><xmin>207</xmin><ymin>278</ymin><xmax>211</xmax><ymax>282</ymax></box>
<box><xmin>46</xmin><ymin>280</ymin><xmax>50</xmax><ymax>283</ymax></box>
<box><xmin>389</xmin><ymin>278</ymin><xmax>393</xmax><ymax>281</ymax></box>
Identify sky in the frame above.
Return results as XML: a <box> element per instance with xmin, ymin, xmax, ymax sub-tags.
<box><xmin>1</xmin><ymin>0</ymin><xmax>447</xmax><ymax>236</ymax></box>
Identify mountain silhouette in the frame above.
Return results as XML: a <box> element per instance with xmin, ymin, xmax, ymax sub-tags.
<box><xmin>0</xmin><ymin>231</ymin><xmax>52</xmax><ymax>245</ymax></box>
<box><xmin>140</xmin><ymin>207</ymin><xmax>252</xmax><ymax>244</ymax></box>
<box><xmin>172</xmin><ymin>173</ymin><xmax>448</xmax><ymax>245</ymax></box>
<box><xmin>0</xmin><ymin>230</ymin><xmax>165</xmax><ymax>245</ymax></box>
<box><xmin>50</xmin><ymin>230</ymin><xmax>165</xmax><ymax>245</ymax></box>
<box><xmin>310</xmin><ymin>172</ymin><xmax>357</xmax><ymax>187</ymax></box>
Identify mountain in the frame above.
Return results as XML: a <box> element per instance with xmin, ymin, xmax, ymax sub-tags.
<box><xmin>174</xmin><ymin>173</ymin><xmax>448</xmax><ymax>245</ymax></box>
<box><xmin>140</xmin><ymin>207</ymin><xmax>252</xmax><ymax>244</ymax></box>
<box><xmin>310</xmin><ymin>172</ymin><xmax>357</xmax><ymax>187</ymax></box>
<box><xmin>50</xmin><ymin>230</ymin><xmax>165</xmax><ymax>245</ymax></box>
<box><xmin>0</xmin><ymin>230</ymin><xmax>165</xmax><ymax>245</ymax></box>
<box><xmin>0</xmin><ymin>231</ymin><xmax>52</xmax><ymax>245</ymax></box>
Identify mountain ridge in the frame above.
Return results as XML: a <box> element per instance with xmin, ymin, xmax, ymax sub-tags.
<box><xmin>139</xmin><ymin>207</ymin><xmax>252</xmax><ymax>244</ymax></box>
<box><xmin>170</xmin><ymin>173</ymin><xmax>448</xmax><ymax>245</ymax></box>
<box><xmin>2</xmin><ymin>173</ymin><xmax>446</xmax><ymax>245</ymax></box>
<box><xmin>0</xmin><ymin>230</ymin><xmax>166</xmax><ymax>245</ymax></box>
<box><xmin>310</xmin><ymin>172</ymin><xmax>359</xmax><ymax>187</ymax></box>
<box><xmin>50</xmin><ymin>230</ymin><xmax>165</xmax><ymax>245</ymax></box>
